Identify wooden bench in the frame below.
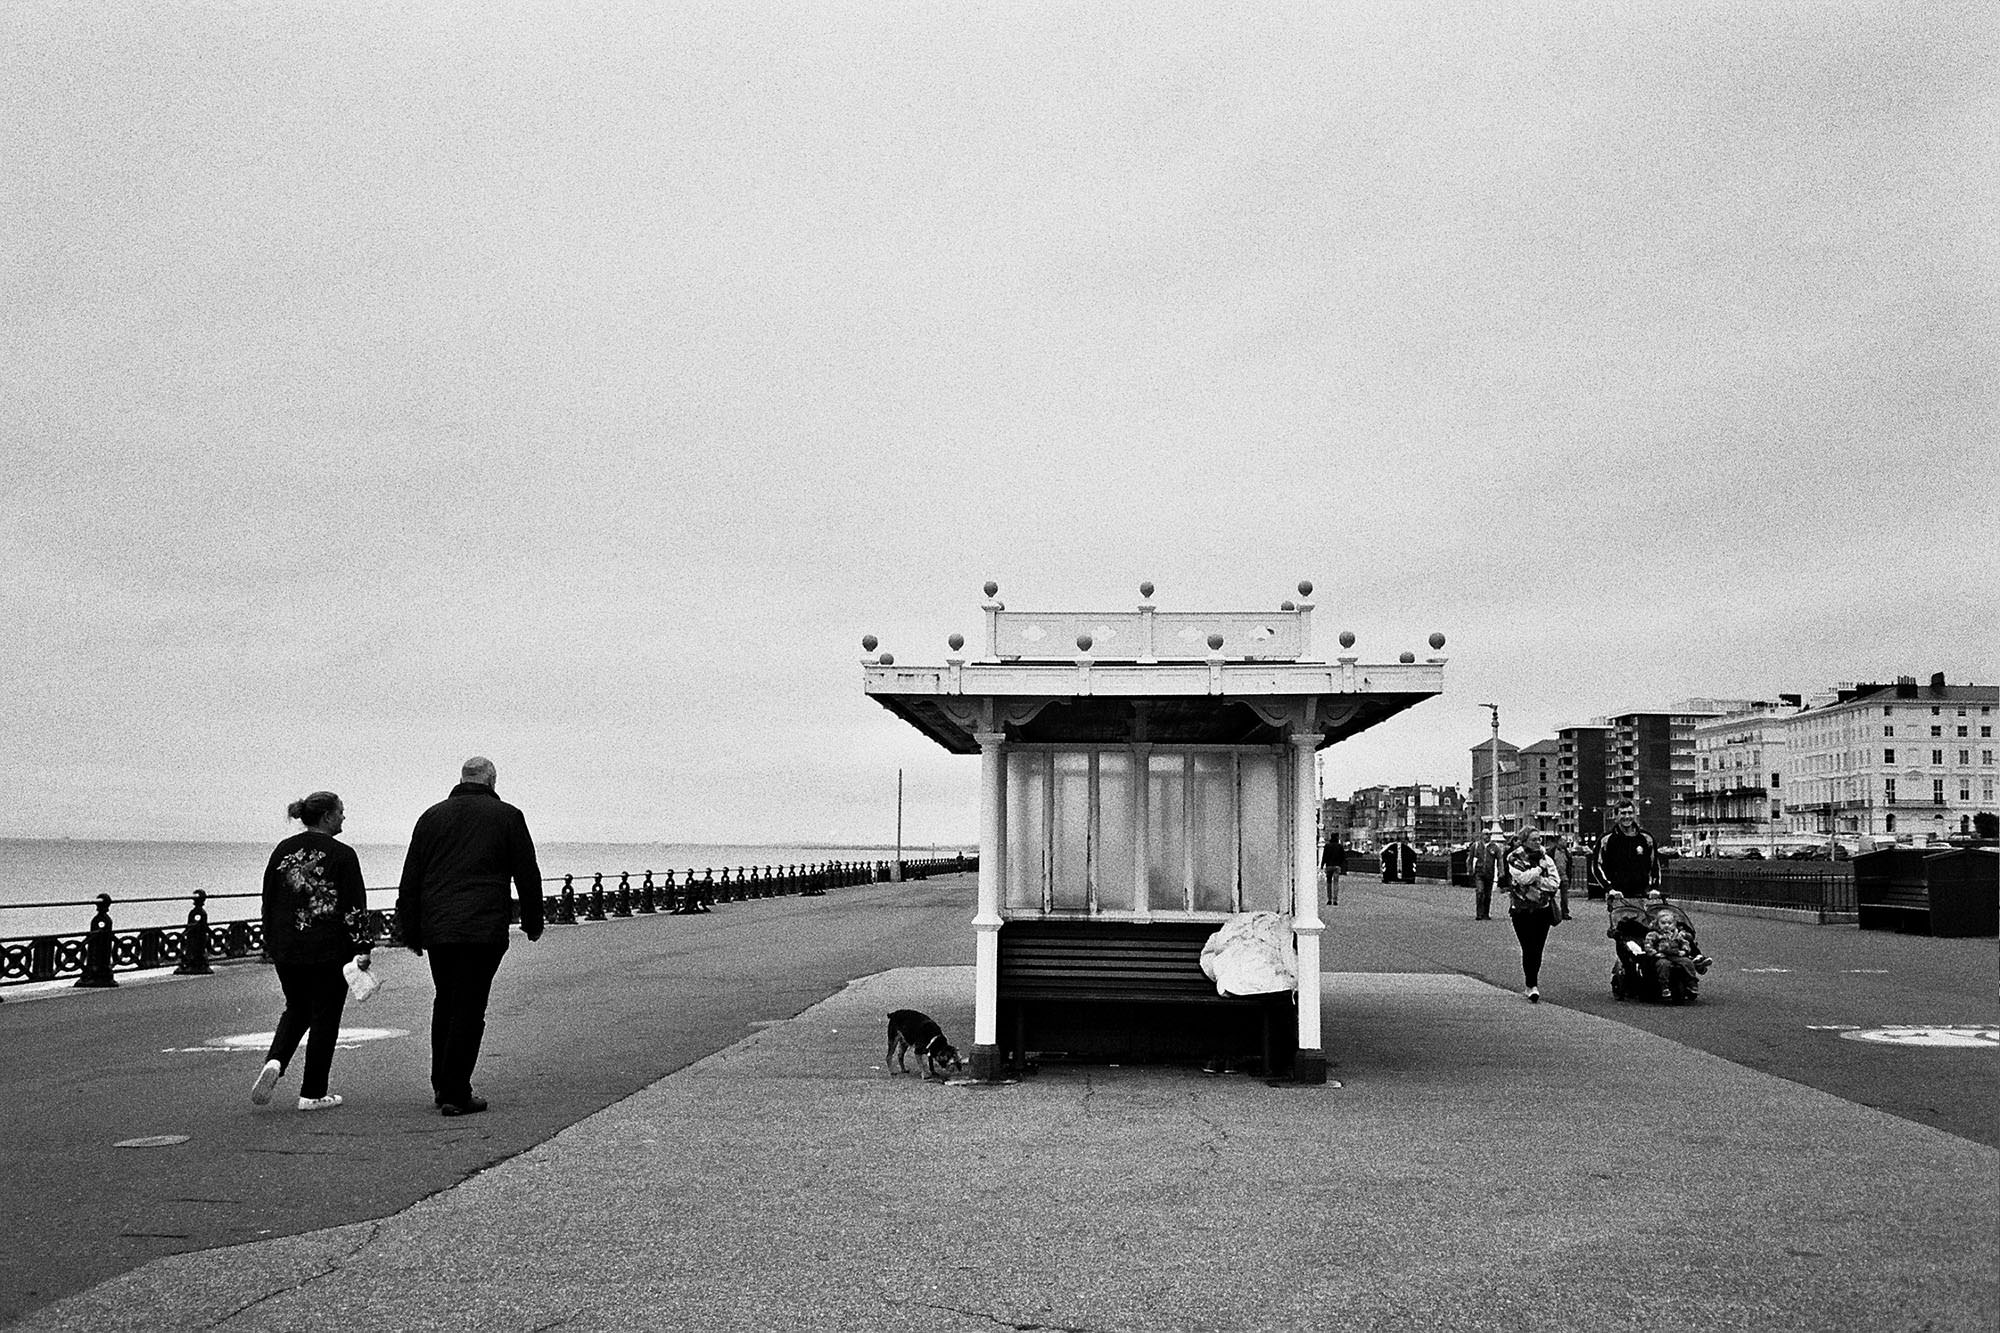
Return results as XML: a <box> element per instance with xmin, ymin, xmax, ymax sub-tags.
<box><xmin>996</xmin><ymin>919</ymin><xmax>1293</xmax><ymax>1074</ymax></box>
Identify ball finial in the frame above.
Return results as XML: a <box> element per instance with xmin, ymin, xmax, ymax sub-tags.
<box><xmin>1298</xmin><ymin>580</ymin><xmax>1313</xmax><ymax>597</ymax></box>
<box><xmin>1339</xmin><ymin>630</ymin><xmax>1356</xmax><ymax>649</ymax></box>
<box><xmin>1139</xmin><ymin>580</ymin><xmax>1155</xmax><ymax>599</ymax></box>
<box><xmin>983</xmin><ymin>581</ymin><xmax>999</xmax><ymax>598</ymax></box>
<box><xmin>861</xmin><ymin>635</ymin><xmax>878</xmax><ymax>652</ymax></box>
<box><xmin>948</xmin><ymin>633</ymin><xmax>965</xmax><ymax>652</ymax></box>
<box><xmin>1429</xmin><ymin>632</ymin><xmax>1446</xmax><ymax>650</ymax></box>
<box><xmin>1281</xmin><ymin>600</ymin><xmax>1295</xmax><ymax>611</ymax></box>
<box><xmin>1399</xmin><ymin>651</ymin><xmax>1415</xmax><ymax>663</ymax></box>
<box><xmin>878</xmin><ymin>652</ymin><xmax>894</xmax><ymax>666</ymax></box>
<box><xmin>1076</xmin><ymin>633</ymin><xmax>1093</xmax><ymax>652</ymax></box>
<box><xmin>1207</xmin><ymin>633</ymin><xmax>1224</xmax><ymax>651</ymax></box>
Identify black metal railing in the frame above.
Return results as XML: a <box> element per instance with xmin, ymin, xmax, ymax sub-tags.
<box><xmin>1660</xmin><ymin>861</ymin><xmax>1856</xmax><ymax>922</ymax></box>
<box><xmin>0</xmin><ymin>854</ymin><xmax>977</xmax><ymax>993</ymax></box>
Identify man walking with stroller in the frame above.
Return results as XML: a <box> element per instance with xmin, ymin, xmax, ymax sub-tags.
<box><xmin>1592</xmin><ymin>802</ymin><xmax>1660</xmax><ymax>901</ymax></box>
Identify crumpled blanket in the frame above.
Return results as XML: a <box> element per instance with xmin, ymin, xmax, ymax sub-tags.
<box><xmin>1199</xmin><ymin>911</ymin><xmax>1297</xmax><ymax>997</ymax></box>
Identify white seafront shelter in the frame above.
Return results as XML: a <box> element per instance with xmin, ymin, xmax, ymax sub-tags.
<box><xmin>863</xmin><ymin>583</ymin><xmax>1447</xmax><ymax>1083</ymax></box>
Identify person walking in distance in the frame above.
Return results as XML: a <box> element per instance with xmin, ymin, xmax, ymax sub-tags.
<box><xmin>1548</xmin><ymin>833</ymin><xmax>1575</xmax><ymax>920</ymax></box>
<box><xmin>1321</xmin><ymin>830</ymin><xmax>1348</xmax><ymax>905</ymax></box>
<box><xmin>254</xmin><ymin>791</ymin><xmax>372</xmax><ymax>1112</ymax></box>
<box><xmin>1593</xmin><ymin>802</ymin><xmax>1661</xmax><ymax>902</ymax></box>
<box><xmin>397</xmin><ymin>757</ymin><xmax>545</xmax><ymax>1116</ymax></box>
<box><xmin>1472</xmin><ymin>831</ymin><xmax>1504</xmax><ymax>919</ymax></box>
<box><xmin>1504</xmin><ymin>828</ymin><xmax>1562</xmax><ymax>1003</ymax></box>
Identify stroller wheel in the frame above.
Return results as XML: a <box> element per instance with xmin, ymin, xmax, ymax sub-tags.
<box><xmin>1611</xmin><ymin>966</ymin><xmax>1626</xmax><ymax>1000</ymax></box>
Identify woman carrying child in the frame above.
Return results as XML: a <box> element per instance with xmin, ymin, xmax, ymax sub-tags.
<box><xmin>1504</xmin><ymin>828</ymin><xmax>1563</xmax><ymax>1003</ymax></box>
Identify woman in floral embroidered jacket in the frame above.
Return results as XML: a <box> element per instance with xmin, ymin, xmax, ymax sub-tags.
<box><xmin>252</xmin><ymin>791</ymin><xmax>372</xmax><ymax>1111</ymax></box>
<box><xmin>1503</xmin><ymin>828</ymin><xmax>1562</xmax><ymax>1004</ymax></box>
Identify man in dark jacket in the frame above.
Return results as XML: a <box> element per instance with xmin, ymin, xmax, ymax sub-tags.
<box><xmin>1592</xmin><ymin>802</ymin><xmax>1661</xmax><ymax>901</ymax></box>
<box><xmin>397</xmin><ymin>757</ymin><xmax>544</xmax><ymax>1116</ymax></box>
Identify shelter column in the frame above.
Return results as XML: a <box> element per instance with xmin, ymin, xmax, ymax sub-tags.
<box><xmin>971</xmin><ymin>729</ymin><xmax>1007</xmax><ymax>1081</ymax></box>
<box><xmin>1290</xmin><ymin>730</ymin><xmax>1327</xmax><ymax>1083</ymax></box>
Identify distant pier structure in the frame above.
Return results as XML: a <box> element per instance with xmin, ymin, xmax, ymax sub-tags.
<box><xmin>862</xmin><ymin>582</ymin><xmax>1446</xmax><ymax>1083</ymax></box>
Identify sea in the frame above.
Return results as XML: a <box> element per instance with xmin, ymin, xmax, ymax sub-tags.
<box><xmin>0</xmin><ymin>839</ymin><xmax>965</xmax><ymax>940</ymax></box>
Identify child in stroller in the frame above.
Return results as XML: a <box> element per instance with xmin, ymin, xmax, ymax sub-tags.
<box><xmin>1606</xmin><ymin>889</ymin><xmax>1713</xmax><ymax>1003</ymax></box>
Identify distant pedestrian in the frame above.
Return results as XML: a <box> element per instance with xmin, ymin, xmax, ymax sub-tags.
<box><xmin>1321</xmin><ymin>832</ymin><xmax>1348</xmax><ymax>905</ymax></box>
<box><xmin>1472</xmin><ymin>832</ymin><xmax>1504</xmax><ymax>919</ymax></box>
<box><xmin>1548</xmin><ymin>833</ymin><xmax>1575</xmax><ymax>920</ymax></box>
<box><xmin>396</xmin><ymin>757</ymin><xmax>545</xmax><ymax>1117</ymax></box>
<box><xmin>1593</xmin><ymin>803</ymin><xmax>1661</xmax><ymax>901</ymax></box>
<box><xmin>254</xmin><ymin>791</ymin><xmax>372</xmax><ymax>1112</ymax></box>
<box><xmin>1504</xmin><ymin>828</ymin><xmax>1562</xmax><ymax>1003</ymax></box>
<box><xmin>1380</xmin><ymin>836</ymin><xmax>1417</xmax><ymax>884</ymax></box>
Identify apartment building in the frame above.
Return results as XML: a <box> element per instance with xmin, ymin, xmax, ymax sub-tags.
<box><xmin>1783</xmin><ymin>674</ymin><xmax>1999</xmax><ymax>843</ymax></box>
<box><xmin>1606</xmin><ymin>700</ymin><xmax>1759</xmax><ymax>844</ymax></box>
<box><xmin>1505</xmin><ymin>739</ymin><xmax>1560</xmax><ymax>832</ymax></box>
<box><xmin>1468</xmin><ymin>739</ymin><xmax>1520</xmax><ymax>832</ymax></box>
<box><xmin>1555</xmin><ymin>723</ymin><xmax>1611</xmax><ymax>844</ymax></box>
<box><xmin>1681</xmin><ymin>698</ymin><xmax>1802</xmax><ymax>851</ymax></box>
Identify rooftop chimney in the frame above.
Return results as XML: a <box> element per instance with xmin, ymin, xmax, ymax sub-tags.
<box><xmin>1930</xmin><ymin>671</ymin><xmax>1947</xmax><ymax>693</ymax></box>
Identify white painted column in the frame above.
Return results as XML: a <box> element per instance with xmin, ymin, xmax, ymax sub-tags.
<box><xmin>1290</xmin><ymin>731</ymin><xmax>1327</xmax><ymax>1082</ymax></box>
<box><xmin>971</xmin><ymin>730</ymin><xmax>1007</xmax><ymax>1079</ymax></box>
<box><xmin>1131</xmin><ymin>741</ymin><xmax>1152</xmax><ymax>919</ymax></box>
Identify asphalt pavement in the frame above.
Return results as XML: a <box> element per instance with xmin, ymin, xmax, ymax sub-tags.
<box><xmin>3</xmin><ymin>874</ymin><xmax>1995</xmax><ymax>1331</ymax></box>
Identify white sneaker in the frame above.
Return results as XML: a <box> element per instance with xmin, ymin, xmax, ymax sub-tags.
<box><xmin>250</xmin><ymin>1060</ymin><xmax>282</xmax><ymax>1106</ymax></box>
<box><xmin>297</xmin><ymin>1094</ymin><xmax>344</xmax><ymax>1112</ymax></box>
<box><xmin>1527</xmin><ymin>987</ymin><xmax>1541</xmax><ymax>1003</ymax></box>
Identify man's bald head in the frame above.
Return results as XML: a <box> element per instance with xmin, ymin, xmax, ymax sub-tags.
<box><xmin>461</xmin><ymin>756</ymin><xmax>498</xmax><ymax>787</ymax></box>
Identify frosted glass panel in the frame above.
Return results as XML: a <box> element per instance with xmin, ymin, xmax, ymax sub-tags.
<box><xmin>1148</xmin><ymin>754</ymin><xmax>1187</xmax><ymax>911</ymax></box>
<box><xmin>1096</xmin><ymin>752</ymin><xmax>1136</xmax><ymax>912</ymax></box>
<box><xmin>1005</xmin><ymin>752</ymin><xmax>1046</xmax><ymax>911</ymax></box>
<box><xmin>1238</xmin><ymin>751</ymin><xmax>1285</xmax><ymax>912</ymax></box>
<box><xmin>1052</xmin><ymin>752</ymin><xmax>1090</xmax><ymax>911</ymax></box>
<box><xmin>1190</xmin><ymin>753</ymin><xmax>1235</xmax><ymax>912</ymax></box>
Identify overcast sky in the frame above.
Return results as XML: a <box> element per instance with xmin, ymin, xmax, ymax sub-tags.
<box><xmin>3</xmin><ymin>1</ymin><xmax>1994</xmax><ymax>845</ymax></box>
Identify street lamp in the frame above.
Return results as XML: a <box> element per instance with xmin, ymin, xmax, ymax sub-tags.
<box><xmin>1478</xmin><ymin>703</ymin><xmax>1500</xmax><ymax>835</ymax></box>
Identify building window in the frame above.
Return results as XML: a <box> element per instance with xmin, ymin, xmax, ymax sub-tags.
<box><xmin>1884</xmin><ymin>706</ymin><xmax>1894</xmax><ymax>716</ymax></box>
<box><xmin>1961</xmin><ymin>783</ymin><xmax>1972</xmax><ymax>802</ymax></box>
<box><xmin>1884</xmin><ymin>749</ymin><xmax>1895</xmax><ymax>764</ymax></box>
<box><xmin>1931</xmin><ymin>726</ymin><xmax>1942</xmax><ymax>737</ymax></box>
<box><xmin>1886</xmin><ymin>814</ymin><xmax>1897</xmax><ymax>833</ymax></box>
<box><xmin>1961</xmin><ymin>750</ymin><xmax>1972</xmax><ymax>766</ymax></box>
<box><xmin>1933</xmin><ymin>750</ymin><xmax>1945</xmax><ymax>765</ymax></box>
<box><xmin>1885</xmin><ymin>778</ymin><xmax>1897</xmax><ymax>803</ymax></box>
<box><xmin>1984</xmin><ymin>751</ymin><xmax>1995</xmax><ymax>765</ymax></box>
<box><xmin>1771</xmin><ymin>772</ymin><xmax>1781</xmax><ymax>788</ymax></box>
<box><xmin>1958</xmin><ymin>726</ymin><xmax>1969</xmax><ymax>737</ymax></box>
<box><xmin>1933</xmin><ymin>779</ymin><xmax>1945</xmax><ymax>805</ymax></box>
<box><xmin>1884</xmin><ymin>725</ymin><xmax>1894</xmax><ymax>737</ymax></box>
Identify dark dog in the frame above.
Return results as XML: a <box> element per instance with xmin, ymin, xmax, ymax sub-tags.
<box><xmin>885</xmin><ymin>1008</ymin><xmax>964</xmax><ymax>1079</ymax></box>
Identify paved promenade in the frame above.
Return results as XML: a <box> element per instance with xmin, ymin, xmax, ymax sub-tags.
<box><xmin>15</xmin><ymin>961</ymin><xmax>1996</xmax><ymax>1332</ymax></box>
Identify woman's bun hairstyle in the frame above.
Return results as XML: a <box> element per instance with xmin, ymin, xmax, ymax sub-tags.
<box><xmin>288</xmin><ymin>791</ymin><xmax>341</xmax><ymax>826</ymax></box>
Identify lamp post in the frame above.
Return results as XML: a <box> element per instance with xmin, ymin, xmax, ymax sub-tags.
<box><xmin>1479</xmin><ymin>703</ymin><xmax>1500</xmax><ymax>835</ymax></box>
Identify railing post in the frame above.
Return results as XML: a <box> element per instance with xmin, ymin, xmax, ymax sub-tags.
<box><xmin>74</xmin><ymin>895</ymin><xmax>118</xmax><ymax>988</ymax></box>
<box><xmin>29</xmin><ymin>936</ymin><xmax>57</xmax><ymax>983</ymax></box>
<box><xmin>638</xmin><ymin>871</ymin><xmax>656</xmax><ymax>913</ymax></box>
<box><xmin>586</xmin><ymin>873</ymin><xmax>607</xmax><ymax>921</ymax></box>
<box><xmin>555</xmin><ymin>874</ymin><xmax>577</xmax><ymax>924</ymax></box>
<box><xmin>613</xmin><ymin>872</ymin><xmax>633</xmax><ymax>918</ymax></box>
<box><xmin>175</xmin><ymin>890</ymin><xmax>213</xmax><ymax>975</ymax></box>
<box><xmin>701</xmin><ymin>868</ymin><xmax>716</xmax><ymax>910</ymax></box>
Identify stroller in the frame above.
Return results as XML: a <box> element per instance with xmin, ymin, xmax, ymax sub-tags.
<box><xmin>1607</xmin><ymin>893</ymin><xmax>1713</xmax><ymax>1004</ymax></box>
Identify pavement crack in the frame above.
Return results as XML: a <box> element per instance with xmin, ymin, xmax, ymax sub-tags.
<box><xmin>202</xmin><ymin>1220</ymin><xmax>383</xmax><ymax>1329</ymax></box>
<box><xmin>916</xmin><ymin>1300</ymin><xmax>1106</xmax><ymax>1332</ymax></box>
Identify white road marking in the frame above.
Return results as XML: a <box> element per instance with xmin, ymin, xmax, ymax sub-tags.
<box><xmin>1836</xmin><ymin>1026</ymin><xmax>2000</xmax><ymax>1049</ymax></box>
<box><xmin>114</xmin><ymin>1135</ymin><xmax>190</xmax><ymax>1148</ymax></box>
<box><xmin>161</xmin><ymin>1028</ymin><xmax>409</xmax><ymax>1054</ymax></box>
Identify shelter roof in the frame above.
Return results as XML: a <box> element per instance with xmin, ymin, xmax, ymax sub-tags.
<box><xmin>862</xmin><ymin>585</ymin><xmax>1446</xmax><ymax>754</ymax></box>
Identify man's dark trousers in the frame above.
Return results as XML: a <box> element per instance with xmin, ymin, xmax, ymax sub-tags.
<box><xmin>427</xmin><ymin>943</ymin><xmax>508</xmax><ymax>1104</ymax></box>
